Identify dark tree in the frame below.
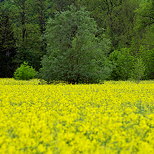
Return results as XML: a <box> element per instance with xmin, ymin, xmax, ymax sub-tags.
<box><xmin>52</xmin><ymin>0</ymin><xmax>77</xmax><ymax>11</ymax></box>
<box><xmin>0</xmin><ymin>10</ymin><xmax>17</xmax><ymax>77</ymax></box>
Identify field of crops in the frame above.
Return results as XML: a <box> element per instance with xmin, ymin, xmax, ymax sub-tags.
<box><xmin>0</xmin><ymin>79</ymin><xmax>154</xmax><ymax>153</ymax></box>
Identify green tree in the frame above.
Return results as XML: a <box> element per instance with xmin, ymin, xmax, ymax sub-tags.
<box><xmin>132</xmin><ymin>0</ymin><xmax>154</xmax><ymax>51</ymax></box>
<box><xmin>9</xmin><ymin>0</ymin><xmax>43</xmax><ymax>70</ymax></box>
<box><xmin>52</xmin><ymin>0</ymin><xmax>78</xmax><ymax>11</ymax></box>
<box><xmin>39</xmin><ymin>6</ymin><xmax>112</xmax><ymax>84</ymax></box>
<box><xmin>33</xmin><ymin>0</ymin><xmax>54</xmax><ymax>55</ymax></box>
<box><xmin>0</xmin><ymin>2</ymin><xmax>17</xmax><ymax>77</ymax></box>
<box><xmin>78</xmin><ymin>0</ymin><xmax>139</xmax><ymax>49</ymax></box>
<box><xmin>138</xmin><ymin>47</ymin><xmax>154</xmax><ymax>79</ymax></box>
<box><xmin>109</xmin><ymin>48</ymin><xmax>135</xmax><ymax>80</ymax></box>
<box><xmin>130</xmin><ymin>57</ymin><xmax>145</xmax><ymax>82</ymax></box>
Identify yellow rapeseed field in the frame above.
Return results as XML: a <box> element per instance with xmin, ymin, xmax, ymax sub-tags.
<box><xmin>0</xmin><ymin>79</ymin><xmax>154</xmax><ymax>154</ymax></box>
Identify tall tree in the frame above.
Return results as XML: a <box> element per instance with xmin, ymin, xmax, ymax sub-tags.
<box><xmin>9</xmin><ymin>0</ymin><xmax>43</xmax><ymax>70</ymax></box>
<box><xmin>132</xmin><ymin>0</ymin><xmax>154</xmax><ymax>50</ymax></box>
<box><xmin>39</xmin><ymin>7</ymin><xmax>112</xmax><ymax>83</ymax></box>
<box><xmin>0</xmin><ymin>3</ymin><xmax>17</xmax><ymax>77</ymax></box>
<box><xmin>33</xmin><ymin>0</ymin><xmax>53</xmax><ymax>55</ymax></box>
<box><xmin>78</xmin><ymin>0</ymin><xmax>139</xmax><ymax>49</ymax></box>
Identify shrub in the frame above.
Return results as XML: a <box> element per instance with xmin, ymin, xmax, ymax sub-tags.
<box><xmin>14</xmin><ymin>62</ymin><xmax>37</xmax><ymax>80</ymax></box>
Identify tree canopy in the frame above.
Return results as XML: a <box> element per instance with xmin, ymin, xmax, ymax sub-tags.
<box><xmin>39</xmin><ymin>7</ymin><xmax>112</xmax><ymax>83</ymax></box>
<box><xmin>0</xmin><ymin>0</ymin><xmax>153</xmax><ymax>82</ymax></box>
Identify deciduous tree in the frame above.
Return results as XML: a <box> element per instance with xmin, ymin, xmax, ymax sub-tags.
<box><xmin>39</xmin><ymin>7</ymin><xmax>112</xmax><ymax>83</ymax></box>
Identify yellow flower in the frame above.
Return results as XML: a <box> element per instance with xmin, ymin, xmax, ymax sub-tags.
<box><xmin>0</xmin><ymin>79</ymin><xmax>154</xmax><ymax>153</ymax></box>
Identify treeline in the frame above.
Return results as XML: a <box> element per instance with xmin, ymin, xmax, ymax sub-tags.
<box><xmin>0</xmin><ymin>0</ymin><xmax>154</xmax><ymax>83</ymax></box>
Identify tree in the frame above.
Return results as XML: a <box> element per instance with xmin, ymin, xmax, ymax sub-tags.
<box><xmin>9</xmin><ymin>0</ymin><xmax>43</xmax><ymax>70</ymax></box>
<box><xmin>52</xmin><ymin>0</ymin><xmax>77</xmax><ymax>12</ymax></box>
<box><xmin>132</xmin><ymin>0</ymin><xmax>154</xmax><ymax>51</ymax></box>
<box><xmin>0</xmin><ymin>3</ymin><xmax>17</xmax><ymax>77</ymax></box>
<box><xmin>33</xmin><ymin>0</ymin><xmax>54</xmax><ymax>55</ymax></box>
<box><xmin>130</xmin><ymin>57</ymin><xmax>145</xmax><ymax>82</ymax></box>
<box><xmin>109</xmin><ymin>48</ymin><xmax>135</xmax><ymax>80</ymax></box>
<box><xmin>78</xmin><ymin>0</ymin><xmax>139</xmax><ymax>49</ymax></box>
<box><xmin>39</xmin><ymin>6</ymin><xmax>112</xmax><ymax>84</ymax></box>
<box><xmin>138</xmin><ymin>47</ymin><xmax>154</xmax><ymax>79</ymax></box>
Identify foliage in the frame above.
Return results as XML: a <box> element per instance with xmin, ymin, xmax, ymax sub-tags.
<box><xmin>7</xmin><ymin>0</ymin><xmax>47</xmax><ymax>70</ymax></box>
<box><xmin>78</xmin><ymin>0</ymin><xmax>139</xmax><ymax>49</ymax></box>
<box><xmin>135</xmin><ymin>0</ymin><xmax>154</xmax><ymax>32</ymax></box>
<box><xmin>130</xmin><ymin>57</ymin><xmax>146</xmax><ymax>82</ymax></box>
<box><xmin>0</xmin><ymin>2</ymin><xmax>17</xmax><ymax>77</ymax></box>
<box><xmin>14</xmin><ymin>62</ymin><xmax>37</xmax><ymax>80</ymax></box>
<box><xmin>0</xmin><ymin>80</ymin><xmax>154</xmax><ymax>153</ymax></box>
<box><xmin>52</xmin><ymin>0</ymin><xmax>77</xmax><ymax>11</ymax></box>
<box><xmin>109</xmin><ymin>48</ymin><xmax>135</xmax><ymax>80</ymax></box>
<box><xmin>138</xmin><ymin>47</ymin><xmax>154</xmax><ymax>79</ymax></box>
<box><xmin>39</xmin><ymin>6</ymin><xmax>112</xmax><ymax>84</ymax></box>
<box><xmin>132</xmin><ymin>0</ymin><xmax>154</xmax><ymax>51</ymax></box>
<box><xmin>0</xmin><ymin>0</ymin><xmax>154</xmax><ymax>80</ymax></box>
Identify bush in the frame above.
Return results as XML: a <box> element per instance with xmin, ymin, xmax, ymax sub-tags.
<box><xmin>14</xmin><ymin>62</ymin><xmax>37</xmax><ymax>80</ymax></box>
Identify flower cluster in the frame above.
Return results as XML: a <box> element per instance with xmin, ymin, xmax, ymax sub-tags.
<box><xmin>0</xmin><ymin>79</ymin><xmax>154</xmax><ymax>153</ymax></box>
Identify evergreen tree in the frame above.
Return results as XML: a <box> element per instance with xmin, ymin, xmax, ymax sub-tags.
<box><xmin>33</xmin><ymin>0</ymin><xmax>53</xmax><ymax>55</ymax></box>
<box><xmin>0</xmin><ymin>4</ymin><xmax>17</xmax><ymax>77</ymax></box>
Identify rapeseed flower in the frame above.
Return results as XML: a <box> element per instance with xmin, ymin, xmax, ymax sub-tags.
<box><xmin>0</xmin><ymin>79</ymin><xmax>154</xmax><ymax>153</ymax></box>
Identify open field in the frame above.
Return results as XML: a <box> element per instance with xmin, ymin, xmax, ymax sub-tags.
<box><xmin>0</xmin><ymin>79</ymin><xmax>154</xmax><ymax>153</ymax></box>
